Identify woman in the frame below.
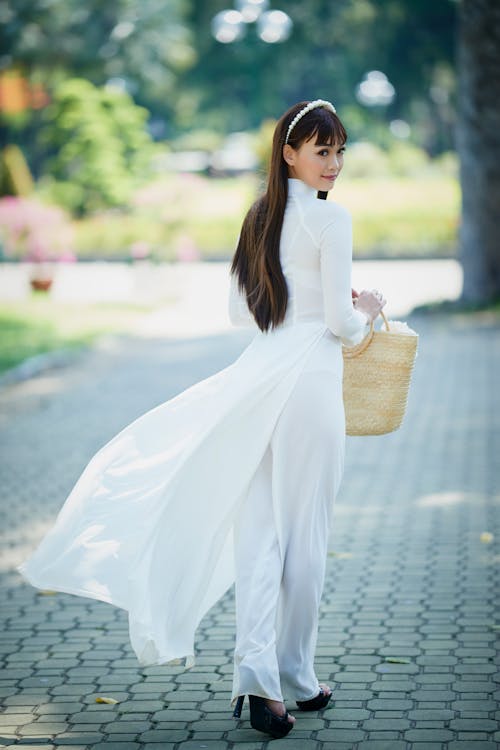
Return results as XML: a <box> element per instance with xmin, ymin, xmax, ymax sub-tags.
<box><xmin>17</xmin><ymin>99</ymin><xmax>385</xmax><ymax>740</ymax></box>
<box><xmin>228</xmin><ymin>99</ymin><xmax>385</xmax><ymax>737</ymax></box>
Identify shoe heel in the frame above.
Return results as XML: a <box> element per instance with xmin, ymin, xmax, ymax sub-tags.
<box><xmin>248</xmin><ymin>695</ymin><xmax>293</xmax><ymax>739</ymax></box>
<box><xmin>233</xmin><ymin>695</ymin><xmax>245</xmax><ymax>718</ymax></box>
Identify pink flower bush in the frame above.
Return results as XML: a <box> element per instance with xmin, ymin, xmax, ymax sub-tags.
<box><xmin>130</xmin><ymin>241</ymin><xmax>151</xmax><ymax>260</ymax></box>
<box><xmin>175</xmin><ymin>234</ymin><xmax>201</xmax><ymax>262</ymax></box>
<box><xmin>131</xmin><ymin>174</ymin><xmax>205</xmax><ymax>216</ymax></box>
<box><xmin>0</xmin><ymin>196</ymin><xmax>76</xmax><ymax>262</ymax></box>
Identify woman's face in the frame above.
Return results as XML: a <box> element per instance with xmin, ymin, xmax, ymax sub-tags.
<box><xmin>283</xmin><ymin>136</ymin><xmax>345</xmax><ymax>191</ymax></box>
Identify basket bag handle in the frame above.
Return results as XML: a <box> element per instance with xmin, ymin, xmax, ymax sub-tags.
<box><xmin>342</xmin><ymin>309</ymin><xmax>390</xmax><ymax>359</ymax></box>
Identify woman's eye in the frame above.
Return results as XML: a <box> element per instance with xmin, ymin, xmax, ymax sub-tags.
<box><xmin>318</xmin><ymin>148</ymin><xmax>346</xmax><ymax>156</ymax></box>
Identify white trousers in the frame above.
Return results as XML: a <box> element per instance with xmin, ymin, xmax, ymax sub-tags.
<box><xmin>231</xmin><ymin>332</ymin><xmax>346</xmax><ymax>703</ymax></box>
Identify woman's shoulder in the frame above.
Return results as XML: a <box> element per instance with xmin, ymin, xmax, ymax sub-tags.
<box><xmin>302</xmin><ymin>197</ymin><xmax>352</xmax><ymax>235</ymax></box>
<box><xmin>312</xmin><ymin>197</ymin><xmax>351</xmax><ymax>220</ymax></box>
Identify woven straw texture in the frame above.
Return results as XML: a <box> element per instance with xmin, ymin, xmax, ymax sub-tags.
<box><xmin>342</xmin><ymin>311</ymin><xmax>418</xmax><ymax>436</ymax></box>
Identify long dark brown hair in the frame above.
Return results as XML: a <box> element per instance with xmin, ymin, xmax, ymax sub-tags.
<box><xmin>230</xmin><ymin>100</ymin><xmax>348</xmax><ymax>332</ymax></box>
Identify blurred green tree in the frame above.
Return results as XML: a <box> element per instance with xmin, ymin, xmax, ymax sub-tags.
<box><xmin>0</xmin><ymin>0</ymin><xmax>194</xmax><ymax>145</ymax></box>
<box><xmin>1</xmin><ymin>0</ymin><xmax>457</xmax><ymax>154</ymax></box>
<box><xmin>179</xmin><ymin>0</ymin><xmax>457</xmax><ymax>155</ymax></box>
<box><xmin>39</xmin><ymin>78</ymin><xmax>154</xmax><ymax>215</ymax></box>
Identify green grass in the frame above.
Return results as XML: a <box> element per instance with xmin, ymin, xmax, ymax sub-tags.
<box><xmin>0</xmin><ymin>292</ymin><xmax>159</xmax><ymax>374</ymax></box>
<box><xmin>334</xmin><ymin>175</ymin><xmax>460</xmax><ymax>257</ymax></box>
<box><xmin>72</xmin><ymin>174</ymin><xmax>257</xmax><ymax>260</ymax></box>
<box><xmin>70</xmin><ymin>173</ymin><xmax>460</xmax><ymax>260</ymax></box>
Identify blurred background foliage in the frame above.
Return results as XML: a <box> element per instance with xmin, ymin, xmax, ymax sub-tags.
<box><xmin>0</xmin><ymin>0</ymin><xmax>458</xmax><ymax>262</ymax></box>
<box><xmin>38</xmin><ymin>78</ymin><xmax>155</xmax><ymax>215</ymax></box>
<box><xmin>1</xmin><ymin>0</ymin><xmax>456</xmax><ymax>149</ymax></box>
<box><xmin>182</xmin><ymin>0</ymin><xmax>455</xmax><ymax>154</ymax></box>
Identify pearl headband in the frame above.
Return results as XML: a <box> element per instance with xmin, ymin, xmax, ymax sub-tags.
<box><xmin>284</xmin><ymin>99</ymin><xmax>337</xmax><ymax>144</ymax></box>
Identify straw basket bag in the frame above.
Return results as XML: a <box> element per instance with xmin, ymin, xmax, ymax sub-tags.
<box><xmin>342</xmin><ymin>310</ymin><xmax>418</xmax><ymax>436</ymax></box>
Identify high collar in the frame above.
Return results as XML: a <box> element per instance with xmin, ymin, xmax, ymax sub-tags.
<box><xmin>287</xmin><ymin>177</ymin><xmax>318</xmax><ymax>199</ymax></box>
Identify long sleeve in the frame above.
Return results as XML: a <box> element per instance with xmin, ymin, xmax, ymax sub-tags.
<box><xmin>228</xmin><ymin>271</ymin><xmax>257</xmax><ymax>328</ymax></box>
<box><xmin>319</xmin><ymin>206</ymin><xmax>370</xmax><ymax>347</ymax></box>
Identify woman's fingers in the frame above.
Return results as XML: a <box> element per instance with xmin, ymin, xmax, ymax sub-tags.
<box><xmin>355</xmin><ymin>288</ymin><xmax>387</xmax><ymax>320</ymax></box>
<box><xmin>370</xmin><ymin>289</ymin><xmax>386</xmax><ymax>306</ymax></box>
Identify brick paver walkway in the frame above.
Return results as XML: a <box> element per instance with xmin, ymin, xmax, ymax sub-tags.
<box><xmin>0</xmin><ymin>310</ymin><xmax>499</xmax><ymax>749</ymax></box>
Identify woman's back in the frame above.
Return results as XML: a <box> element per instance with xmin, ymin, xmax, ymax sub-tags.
<box><xmin>230</xmin><ymin>177</ymin><xmax>369</xmax><ymax>347</ymax></box>
<box><xmin>280</xmin><ymin>177</ymin><xmax>345</xmax><ymax>327</ymax></box>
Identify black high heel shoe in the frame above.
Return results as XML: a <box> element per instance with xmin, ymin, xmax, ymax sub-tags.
<box><xmin>233</xmin><ymin>694</ymin><xmax>294</xmax><ymax>739</ymax></box>
<box><xmin>296</xmin><ymin>687</ymin><xmax>332</xmax><ymax>711</ymax></box>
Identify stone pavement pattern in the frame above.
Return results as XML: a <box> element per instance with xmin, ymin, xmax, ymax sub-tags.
<box><xmin>0</xmin><ymin>310</ymin><xmax>499</xmax><ymax>749</ymax></box>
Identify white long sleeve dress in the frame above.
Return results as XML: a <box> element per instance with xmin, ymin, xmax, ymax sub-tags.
<box><xmin>17</xmin><ymin>177</ymin><xmax>369</xmax><ymax>700</ymax></box>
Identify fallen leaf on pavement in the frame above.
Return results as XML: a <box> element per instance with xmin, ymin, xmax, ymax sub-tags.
<box><xmin>480</xmin><ymin>532</ymin><xmax>494</xmax><ymax>543</ymax></box>
<box><xmin>328</xmin><ymin>551</ymin><xmax>353</xmax><ymax>558</ymax></box>
<box><xmin>384</xmin><ymin>657</ymin><xmax>411</xmax><ymax>663</ymax></box>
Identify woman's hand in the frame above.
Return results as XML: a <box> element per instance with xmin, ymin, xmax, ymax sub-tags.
<box><xmin>353</xmin><ymin>288</ymin><xmax>387</xmax><ymax>323</ymax></box>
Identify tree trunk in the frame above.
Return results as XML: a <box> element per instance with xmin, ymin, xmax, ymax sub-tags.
<box><xmin>456</xmin><ymin>0</ymin><xmax>500</xmax><ymax>304</ymax></box>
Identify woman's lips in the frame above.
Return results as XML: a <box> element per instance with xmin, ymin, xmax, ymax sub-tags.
<box><xmin>322</xmin><ymin>174</ymin><xmax>337</xmax><ymax>180</ymax></box>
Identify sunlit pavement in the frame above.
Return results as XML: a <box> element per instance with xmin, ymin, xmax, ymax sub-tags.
<box><xmin>130</xmin><ymin>259</ymin><xmax>463</xmax><ymax>339</ymax></box>
<box><xmin>0</xmin><ymin>259</ymin><xmax>463</xmax><ymax>339</ymax></box>
<box><xmin>0</xmin><ymin>264</ymin><xmax>499</xmax><ymax>748</ymax></box>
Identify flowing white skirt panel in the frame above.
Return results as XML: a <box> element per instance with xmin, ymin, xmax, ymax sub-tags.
<box><xmin>17</xmin><ymin>320</ymin><xmax>335</xmax><ymax>667</ymax></box>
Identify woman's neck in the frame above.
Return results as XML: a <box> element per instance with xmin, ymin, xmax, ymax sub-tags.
<box><xmin>287</xmin><ymin>177</ymin><xmax>318</xmax><ymax>199</ymax></box>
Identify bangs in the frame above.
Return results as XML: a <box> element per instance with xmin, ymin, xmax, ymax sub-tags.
<box><xmin>311</xmin><ymin>116</ymin><xmax>346</xmax><ymax>146</ymax></box>
<box><xmin>297</xmin><ymin>109</ymin><xmax>347</xmax><ymax>147</ymax></box>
